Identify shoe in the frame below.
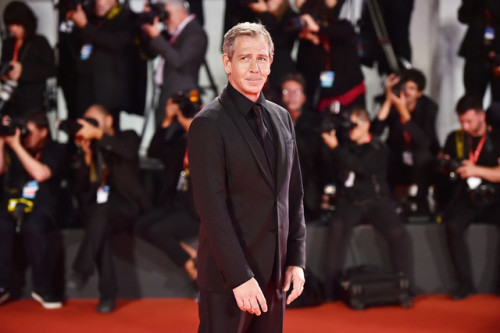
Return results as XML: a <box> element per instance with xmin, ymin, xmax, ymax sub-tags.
<box><xmin>97</xmin><ymin>297</ymin><xmax>116</xmax><ymax>313</ymax></box>
<box><xmin>450</xmin><ymin>285</ymin><xmax>475</xmax><ymax>300</ymax></box>
<box><xmin>32</xmin><ymin>291</ymin><xmax>63</xmax><ymax>309</ymax></box>
<box><xmin>0</xmin><ymin>288</ymin><xmax>10</xmax><ymax>305</ymax></box>
<box><xmin>67</xmin><ymin>271</ymin><xmax>88</xmax><ymax>291</ymax></box>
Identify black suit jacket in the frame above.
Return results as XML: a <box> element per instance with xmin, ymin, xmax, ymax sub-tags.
<box><xmin>188</xmin><ymin>86</ymin><xmax>306</xmax><ymax>294</ymax></box>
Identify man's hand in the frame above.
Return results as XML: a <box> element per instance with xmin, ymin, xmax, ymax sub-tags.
<box><xmin>67</xmin><ymin>4</ymin><xmax>88</xmax><ymax>28</ymax></box>
<box><xmin>3</xmin><ymin>61</ymin><xmax>22</xmax><ymax>81</ymax></box>
<box><xmin>75</xmin><ymin>137</ymin><xmax>93</xmax><ymax>165</ymax></box>
<box><xmin>75</xmin><ymin>119</ymin><xmax>103</xmax><ymax>141</ymax></box>
<box><xmin>233</xmin><ymin>277</ymin><xmax>268</xmax><ymax>316</ymax></box>
<box><xmin>322</xmin><ymin>129</ymin><xmax>339</xmax><ymax>150</ymax></box>
<box><xmin>389</xmin><ymin>90</ymin><xmax>411</xmax><ymax>123</ymax></box>
<box><xmin>283</xmin><ymin>266</ymin><xmax>305</xmax><ymax>306</ymax></box>
<box><xmin>457</xmin><ymin>159</ymin><xmax>479</xmax><ymax>178</ymax></box>
<box><xmin>248</xmin><ymin>0</ymin><xmax>269</xmax><ymax>13</ymax></box>
<box><xmin>385</xmin><ymin>73</ymin><xmax>400</xmax><ymax>99</ymax></box>
<box><xmin>3</xmin><ymin>127</ymin><xmax>22</xmax><ymax>149</ymax></box>
<box><xmin>143</xmin><ymin>16</ymin><xmax>161</xmax><ymax>38</ymax></box>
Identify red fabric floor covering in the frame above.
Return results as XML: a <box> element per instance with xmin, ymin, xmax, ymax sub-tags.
<box><xmin>0</xmin><ymin>295</ymin><xmax>499</xmax><ymax>333</ymax></box>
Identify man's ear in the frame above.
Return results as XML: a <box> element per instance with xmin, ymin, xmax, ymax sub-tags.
<box><xmin>222</xmin><ymin>53</ymin><xmax>231</xmax><ymax>75</ymax></box>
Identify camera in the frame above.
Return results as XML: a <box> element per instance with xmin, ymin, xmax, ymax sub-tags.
<box><xmin>285</xmin><ymin>16</ymin><xmax>307</xmax><ymax>34</ymax></box>
<box><xmin>170</xmin><ymin>90</ymin><xmax>201</xmax><ymax>118</ymax></box>
<box><xmin>320</xmin><ymin>101</ymin><xmax>356</xmax><ymax>133</ymax></box>
<box><xmin>136</xmin><ymin>1</ymin><xmax>169</xmax><ymax>25</ymax></box>
<box><xmin>0</xmin><ymin>117</ymin><xmax>30</xmax><ymax>138</ymax></box>
<box><xmin>58</xmin><ymin>117</ymin><xmax>99</xmax><ymax>136</ymax></box>
<box><xmin>0</xmin><ymin>80</ymin><xmax>18</xmax><ymax>112</ymax></box>
<box><xmin>0</xmin><ymin>62</ymin><xmax>13</xmax><ymax>77</ymax></box>
<box><xmin>437</xmin><ymin>157</ymin><xmax>461</xmax><ymax>181</ymax></box>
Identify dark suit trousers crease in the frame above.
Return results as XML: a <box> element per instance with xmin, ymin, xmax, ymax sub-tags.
<box><xmin>324</xmin><ymin>198</ymin><xmax>413</xmax><ymax>298</ymax></box>
<box><xmin>0</xmin><ymin>208</ymin><xmax>54</xmax><ymax>293</ymax></box>
<box><xmin>135</xmin><ymin>207</ymin><xmax>199</xmax><ymax>267</ymax></box>
<box><xmin>198</xmin><ymin>282</ymin><xmax>285</xmax><ymax>333</ymax></box>
<box><xmin>73</xmin><ymin>195</ymin><xmax>139</xmax><ymax>297</ymax></box>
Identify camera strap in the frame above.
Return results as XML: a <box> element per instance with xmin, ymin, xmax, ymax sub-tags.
<box><xmin>468</xmin><ymin>134</ymin><xmax>486</xmax><ymax>164</ymax></box>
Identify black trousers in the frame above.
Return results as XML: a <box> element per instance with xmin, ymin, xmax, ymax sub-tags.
<box><xmin>0</xmin><ymin>208</ymin><xmax>54</xmax><ymax>294</ymax></box>
<box><xmin>464</xmin><ymin>57</ymin><xmax>500</xmax><ymax>104</ymax></box>
<box><xmin>198</xmin><ymin>283</ymin><xmax>285</xmax><ymax>333</ymax></box>
<box><xmin>72</xmin><ymin>195</ymin><xmax>139</xmax><ymax>298</ymax></box>
<box><xmin>135</xmin><ymin>205</ymin><xmax>199</xmax><ymax>268</ymax></box>
<box><xmin>324</xmin><ymin>197</ymin><xmax>413</xmax><ymax>298</ymax></box>
<box><xmin>444</xmin><ymin>195</ymin><xmax>500</xmax><ymax>290</ymax></box>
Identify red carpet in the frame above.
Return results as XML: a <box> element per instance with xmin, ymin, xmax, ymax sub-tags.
<box><xmin>0</xmin><ymin>295</ymin><xmax>499</xmax><ymax>332</ymax></box>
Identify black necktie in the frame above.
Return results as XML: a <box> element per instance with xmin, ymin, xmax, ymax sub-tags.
<box><xmin>253</xmin><ymin>104</ymin><xmax>276</xmax><ymax>176</ymax></box>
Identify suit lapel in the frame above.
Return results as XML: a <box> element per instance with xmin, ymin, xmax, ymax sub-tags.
<box><xmin>219</xmin><ymin>92</ymin><xmax>275</xmax><ymax>190</ymax></box>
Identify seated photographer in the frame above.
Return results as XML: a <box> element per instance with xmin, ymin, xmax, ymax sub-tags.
<box><xmin>371</xmin><ymin>68</ymin><xmax>439</xmax><ymax>217</ymax></box>
<box><xmin>66</xmin><ymin>105</ymin><xmax>152</xmax><ymax>313</ymax></box>
<box><xmin>0</xmin><ymin>110</ymin><xmax>66</xmax><ymax>309</ymax></box>
<box><xmin>134</xmin><ymin>93</ymin><xmax>199</xmax><ymax>283</ymax></box>
<box><xmin>440</xmin><ymin>95</ymin><xmax>500</xmax><ymax>300</ymax></box>
<box><xmin>141</xmin><ymin>0</ymin><xmax>207</xmax><ymax>128</ymax></box>
<box><xmin>321</xmin><ymin>106</ymin><xmax>413</xmax><ymax>300</ymax></box>
<box><xmin>1</xmin><ymin>1</ymin><xmax>56</xmax><ymax>116</ymax></box>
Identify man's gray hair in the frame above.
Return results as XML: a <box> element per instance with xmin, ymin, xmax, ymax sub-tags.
<box><xmin>223</xmin><ymin>22</ymin><xmax>274</xmax><ymax>59</ymax></box>
<box><xmin>159</xmin><ymin>0</ymin><xmax>189</xmax><ymax>11</ymax></box>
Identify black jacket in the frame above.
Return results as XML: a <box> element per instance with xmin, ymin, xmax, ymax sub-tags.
<box><xmin>1</xmin><ymin>35</ymin><xmax>55</xmax><ymax>115</ymax></box>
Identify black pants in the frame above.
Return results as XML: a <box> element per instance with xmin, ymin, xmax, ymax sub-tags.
<box><xmin>135</xmin><ymin>205</ymin><xmax>199</xmax><ymax>268</ymax></box>
<box><xmin>444</xmin><ymin>195</ymin><xmax>500</xmax><ymax>290</ymax></box>
<box><xmin>198</xmin><ymin>283</ymin><xmax>285</xmax><ymax>333</ymax></box>
<box><xmin>73</xmin><ymin>195</ymin><xmax>139</xmax><ymax>298</ymax></box>
<box><xmin>324</xmin><ymin>197</ymin><xmax>413</xmax><ymax>298</ymax></box>
<box><xmin>464</xmin><ymin>57</ymin><xmax>500</xmax><ymax>104</ymax></box>
<box><xmin>0</xmin><ymin>208</ymin><xmax>54</xmax><ymax>294</ymax></box>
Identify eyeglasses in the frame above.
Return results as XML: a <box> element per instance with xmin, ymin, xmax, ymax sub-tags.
<box><xmin>282</xmin><ymin>89</ymin><xmax>303</xmax><ymax>96</ymax></box>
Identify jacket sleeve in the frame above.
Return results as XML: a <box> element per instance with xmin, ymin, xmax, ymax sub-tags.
<box><xmin>19</xmin><ymin>36</ymin><xmax>56</xmax><ymax>83</ymax></box>
<box><xmin>188</xmin><ymin>115</ymin><xmax>254</xmax><ymax>288</ymax></box>
<box><xmin>97</xmin><ymin>131</ymin><xmax>139</xmax><ymax>162</ymax></box>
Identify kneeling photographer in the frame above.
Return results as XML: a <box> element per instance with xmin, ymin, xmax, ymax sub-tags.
<box><xmin>0</xmin><ymin>110</ymin><xmax>66</xmax><ymax>309</ymax></box>
<box><xmin>321</xmin><ymin>106</ymin><xmax>413</xmax><ymax>300</ymax></box>
<box><xmin>439</xmin><ymin>95</ymin><xmax>500</xmax><ymax>300</ymax></box>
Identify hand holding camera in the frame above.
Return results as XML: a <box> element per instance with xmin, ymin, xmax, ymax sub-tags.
<box><xmin>66</xmin><ymin>4</ymin><xmax>88</xmax><ymax>29</ymax></box>
<box><xmin>322</xmin><ymin>129</ymin><xmax>339</xmax><ymax>150</ymax></box>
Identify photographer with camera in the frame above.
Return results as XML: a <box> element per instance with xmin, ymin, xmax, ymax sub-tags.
<box><xmin>134</xmin><ymin>92</ymin><xmax>199</xmax><ymax>285</ymax></box>
<box><xmin>440</xmin><ymin>95</ymin><xmax>500</xmax><ymax>300</ymax></box>
<box><xmin>321</xmin><ymin>106</ymin><xmax>413</xmax><ymax>300</ymax></box>
<box><xmin>66</xmin><ymin>105</ymin><xmax>152</xmax><ymax>313</ymax></box>
<box><xmin>371</xmin><ymin>68</ymin><xmax>439</xmax><ymax>218</ymax></box>
<box><xmin>141</xmin><ymin>0</ymin><xmax>207</xmax><ymax>128</ymax></box>
<box><xmin>1</xmin><ymin>1</ymin><xmax>56</xmax><ymax>116</ymax></box>
<box><xmin>65</xmin><ymin>0</ymin><xmax>137</xmax><ymax>119</ymax></box>
<box><xmin>458</xmin><ymin>1</ymin><xmax>500</xmax><ymax>104</ymax></box>
<box><xmin>0</xmin><ymin>110</ymin><xmax>66</xmax><ymax>309</ymax></box>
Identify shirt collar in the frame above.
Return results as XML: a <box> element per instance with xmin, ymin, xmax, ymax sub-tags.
<box><xmin>226</xmin><ymin>83</ymin><xmax>268</xmax><ymax>117</ymax></box>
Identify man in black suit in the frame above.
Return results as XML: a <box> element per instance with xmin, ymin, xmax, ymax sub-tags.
<box><xmin>188</xmin><ymin>22</ymin><xmax>306</xmax><ymax>332</ymax></box>
<box><xmin>142</xmin><ymin>0</ymin><xmax>208</xmax><ymax>127</ymax></box>
<box><xmin>67</xmin><ymin>105</ymin><xmax>152</xmax><ymax>313</ymax></box>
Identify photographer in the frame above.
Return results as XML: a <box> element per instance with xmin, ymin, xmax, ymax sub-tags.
<box><xmin>0</xmin><ymin>110</ymin><xmax>66</xmax><ymax>309</ymax></box>
<box><xmin>65</xmin><ymin>0</ymin><xmax>137</xmax><ymax>119</ymax></box>
<box><xmin>458</xmin><ymin>1</ymin><xmax>500</xmax><ymax>104</ymax></box>
<box><xmin>321</xmin><ymin>106</ymin><xmax>413</xmax><ymax>300</ymax></box>
<box><xmin>440</xmin><ymin>95</ymin><xmax>500</xmax><ymax>300</ymax></box>
<box><xmin>142</xmin><ymin>0</ymin><xmax>207</xmax><ymax>128</ymax></box>
<box><xmin>66</xmin><ymin>105</ymin><xmax>152</xmax><ymax>313</ymax></box>
<box><xmin>1</xmin><ymin>1</ymin><xmax>56</xmax><ymax>116</ymax></box>
<box><xmin>371</xmin><ymin>68</ymin><xmax>439</xmax><ymax>217</ymax></box>
<box><xmin>134</xmin><ymin>93</ymin><xmax>199</xmax><ymax>284</ymax></box>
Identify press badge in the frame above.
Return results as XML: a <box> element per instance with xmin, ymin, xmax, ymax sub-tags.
<box><xmin>96</xmin><ymin>185</ymin><xmax>110</xmax><ymax>204</ymax></box>
<box><xmin>320</xmin><ymin>71</ymin><xmax>335</xmax><ymax>88</ymax></box>
<box><xmin>485</xmin><ymin>27</ymin><xmax>495</xmax><ymax>42</ymax></box>
<box><xmin>402</xmin><ymin>150</ymin><xmax>414</xmax><ymax>166</ymax></box>
<box><xmin>80</xmin><ymin>44</ymin><xmax>93</xmax><ymax>60</ymax></box>
<box><xmin>344</xmin><ymin>171</ymin><xmax>355</xmax><ymax>188</ymax></box>
<box><xmin>22</xmin><ymin>180</ymin><xmax>39</xmax><ymax>199</ymax></box>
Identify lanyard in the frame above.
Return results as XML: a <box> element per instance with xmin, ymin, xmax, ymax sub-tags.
<box><xmin>468</xmin><ymin>134</ymin><xmax>486</xmax><ymax>164</ymax></box>
<box><xmin>12</xmin><ymin>39</ymin><xmax>21</xmax><ymax>62</ymax></box>
<box><xmin>485</xmin><ymin>9</ymin><xmax>493</xmax><ymax>27</ymax></box>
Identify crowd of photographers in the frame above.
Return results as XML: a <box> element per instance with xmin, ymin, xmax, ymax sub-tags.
<box><xmin>0</xmin><ymin>0</ymin><xmax>499</xmax><ymax>313</ymax></box>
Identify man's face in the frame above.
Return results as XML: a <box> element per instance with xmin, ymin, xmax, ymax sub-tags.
<box><xmin>281</xmin><ymin>80</ymin><xmax>306</xmax><ymax>114</ymax></box>
<box><xmin>458</xmin><ymin>109</ymin><xmax>486</xmax><ymax>136</ymax></box>
<box><xmin>403</xmin><ymin>80</ymin><xmax>423</xmax><ymax>104</ymax></box>
<box><xmin>348</xmin><ymin>114</ymin><xmax>369</xmax><ymax>143</ymax></box>
<box><xmin>223</xmin><ymin>35</ymin><xmax>273</xmax><ymax>102</ymax></box>
<box><xmin>164</xmin><ymin>2</ymin><xmax>184</xmax><ymax>33</ymax></box>
<box><xmin>7</xmin><ymin>24</ymin><xmax>25</xmax><ymax>40</ymax></box>
<box><xmin>84</xmin><ymin>107</ymin><xmax>112</xmax><ymax>133</ymax></box>
<box><xmin>23</xmin><ymin>122</ymin><xmax>47</xmax><ymax>150</ymax></box>
<box><xmin>95</xmin><ymin>0</ymin><xmax>117</xmax><ymax>17</ymax></box>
